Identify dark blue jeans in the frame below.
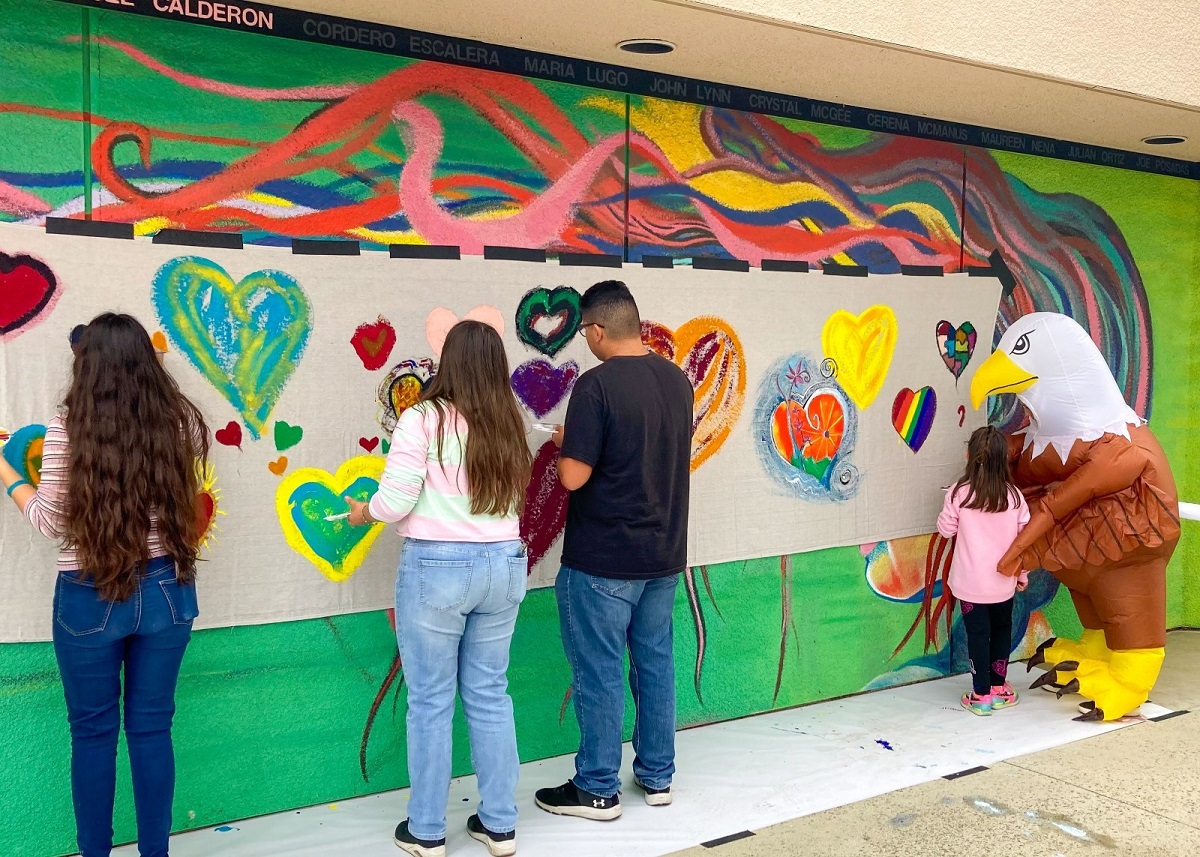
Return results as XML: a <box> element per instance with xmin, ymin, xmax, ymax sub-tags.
<box><xmin>52</xmin><ymin>557</ymin><xmax>197</xmax><ymax>857</ymax></box>
<box><xmin>556</xmin><ymin>566</ymin><xmax>678</xmax><ymax>798</ymax></box>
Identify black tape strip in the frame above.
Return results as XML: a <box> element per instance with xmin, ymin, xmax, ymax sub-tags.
<box><xmin>558</xmin><ymin>253</ymin><xmax>623</xmax><ymax>268</ymax></box>
<box><xmin>761</xmin><ymin>259</ymin><xmax>809</xmax><ymax>273</ymax></box>
<box><xmin>390</xmin><ymin>244</ymin><xmax>461</xmax><ymax>260</ymax></box>
<box><xmin>484</xmin><ymin>246</ymin><xmax>546</xmax><ymax>262</ymax></box>
<box><xmin>45</xmin><ymin>217</ymin><xmax>133</xmax><ymax>240</ymax></box>
<box><xmin>987</xmin><ymin>249</ymin><xmax>1019</xmax><ymax>297</ymax></box>
<box><xmin>943</xmin><ymin>766</ymin><xmax>988</xmax><ymax>780</ymax></box>
<box><xmin>153</xmin><ymin>228</ymin><xmax>243</xmax><ymax>249</ymax></box>
<box><xmin>900</xmin><ymin>265</ymin><xmax>944</xmax><ymax>276</ymax></box>
<box><xmin>701</xmin><ymin>831</ymin><xmax>756</xmax><ymax>848</ymax></box>
<box><xmin>1150</xmin><ymin>710</ymin><xmax>1188</xmax><ymax>722</ymax></box>
<box><xmin>292</xmin><ymin>238</ymin><xmax>360</xmax><ymax>256</ymax></box>
<box><xmin>966</xmin><ymin>266</ymin><xmax>997</xmax><ymax>277</ymax></box>
<box><xmin>822</xmin><ymin>262</ymin><xmax>869</xmax><ymax>277</ymax></box>
<box><xmin>641</xmin><ymin>255</ymin><xmax>674</xmax><ymax>269</ymax></box>
<box><xmin>693</xmin><ymin>256</ymin><xmax>750</xmax><ymax>272</ymax></box>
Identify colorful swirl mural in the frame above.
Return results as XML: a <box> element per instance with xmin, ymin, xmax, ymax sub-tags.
<box><xmin>0</xmin><ymin>37</ymin><xmax>1152</xmax><ymax>426</ymax></box>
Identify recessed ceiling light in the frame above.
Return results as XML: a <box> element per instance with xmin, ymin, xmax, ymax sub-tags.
<box><xmin>1142</xmin><ymin>135</ymin><xmax>1187</xmax><ymax>145</ymax></box>
<box><xmin>617</xmin><ymin>39</ymin><xmax>675</xmax><ymax>55</ymax></box>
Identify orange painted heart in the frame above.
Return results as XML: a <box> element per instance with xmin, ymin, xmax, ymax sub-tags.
<box><xmin>151</xmin><ymin>331</ymin><xmax>169</xmax><ymax>353</ymax></box>
<box><xmin>770</xmin><ymin>391</ymin><xmax>846</xmax><ymax>482</ymax></box>
<box><xmin>642</xmin><ymin>317</ymin><xmax>745</xmax><ymax>471</ymax></box>
<box><xmin>269</xmin><ymin>456</ymin><xmax>289</xmax><ymax>475</ymax></box>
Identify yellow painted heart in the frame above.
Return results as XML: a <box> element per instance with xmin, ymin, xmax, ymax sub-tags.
<box><xmin>821</xmin><ymin>305</ymin><xmax>898</xmax><ymax>410</ymax></box>
<box><xmin>276</xmin><ymin>455</ymin><xmax>386</xmax><ymax>582</ymax></box>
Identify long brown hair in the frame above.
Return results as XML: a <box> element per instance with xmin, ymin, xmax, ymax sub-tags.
<box><xmin>63</xmin><ymin>314</ymin><xmax>210</xmax><ymax>600</ymax></box>
<box><xmin>421</xmin><ymin>321</ymin><xmax>531</xmax><ymax>517</ymax></box>
<box><xmin>954</xmin><ymin>425</ymin><xmax>1019</xmax><ymax>513</ymax></box>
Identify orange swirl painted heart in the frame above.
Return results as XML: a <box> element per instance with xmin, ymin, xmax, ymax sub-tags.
<box><xmin>642</xmin><ymin>317</ymin><xmax>745</xmax><ymax>471</ymax></box>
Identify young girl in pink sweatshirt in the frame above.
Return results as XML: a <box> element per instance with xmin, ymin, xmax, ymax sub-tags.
<box><xmin>938</xmin><ymin>426</ymin><xmax>1031</xmax><ymax>716</ymax></box>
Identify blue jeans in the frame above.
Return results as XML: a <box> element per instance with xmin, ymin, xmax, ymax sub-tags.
<box><xmin>556</xmin><ymin>566</ymin><xmax>679</xmax><ymax>798</ymax></box>
<box><xmin>52</xmin><ymin>557</ymin><xmax>197</xmax><ymax>857</ymax></box>
<box><xmin>395</xmin><ymin>539</ymin><xmax>526</xmax><ymax>840</ymax></box>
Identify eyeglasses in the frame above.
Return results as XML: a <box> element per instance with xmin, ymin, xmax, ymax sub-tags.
<box><xmin>577</xmin><ymin>322</ymin><xmax>604</xmax><ymax>338</ymax></box>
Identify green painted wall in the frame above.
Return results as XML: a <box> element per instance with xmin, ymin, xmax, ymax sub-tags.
<box><xmin>0</xmin><ymin>2</ymin><xmax>1196</xmax><ymax>854</ymax></box>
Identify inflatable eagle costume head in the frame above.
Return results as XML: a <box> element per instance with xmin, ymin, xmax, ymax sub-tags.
<box><xmin>970</xmin><ymin>312</ymin><xmax>1180</xmax><ymax>721</ymax></box>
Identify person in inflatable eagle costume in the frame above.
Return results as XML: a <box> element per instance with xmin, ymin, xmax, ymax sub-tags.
<box><xmin>969</xmin><ymin>312</ymin><xmax>1180</xmax><ymax>722</ymax></box>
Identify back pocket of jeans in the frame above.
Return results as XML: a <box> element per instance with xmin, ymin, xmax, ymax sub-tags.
<box><xmin>55</xmin><ymin>575</ymin><xmax>115</xmax><ymax>637</ymax></box>
<box><xmin>418</xmin><ymin>560</ymin><xmax>472</xmax><ymax>611</ymax></box>
<box><xmin>507</xmin><ymin>555</ymin><xmax>528</xmax><ymax>605</ymax></box>
<box><xmin>159</xmin><ymin>578</ymin><xmax>199</xmax><ymax>625</ymax></box>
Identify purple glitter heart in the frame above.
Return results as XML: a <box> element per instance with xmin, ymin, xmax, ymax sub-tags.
<box><xmin>511</xmin><ymin>359</ymin><xmax>579</xmax><ymax>418</ymax></box>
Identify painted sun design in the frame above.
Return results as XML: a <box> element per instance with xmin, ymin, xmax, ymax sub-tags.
<box><xmin>196</xmin><ymin>461</ymin><xmax>223</xmax><ymax>550</ymax></box>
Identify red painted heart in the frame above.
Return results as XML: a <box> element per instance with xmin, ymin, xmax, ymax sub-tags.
<box><xmin>519</xmin><ymin>440</ymin><xmax>569</xmax><ymax>570</ymax></box>
<box><xmin>214</xmin><ymin>421</ymin><xmax>243</xmax><ymax>449</ymax></box>
<box><xmin>359</xmin><ymin>436</ymin><xmax>380</xmax><ymax>453</ymax></box>
<box><xmin>0</xmin><ymin>252</ymin><xmax>59</xmax><ymax>339</ymax></box>
<box><xmin>194</xmin><ymin>491</ymin><xmax>216</xmax><ymax>543</ymax></box>
<box><xmin>351</xmin><ymin>317</ymin><xmax>397</xmax><ymax>371</ymax></box>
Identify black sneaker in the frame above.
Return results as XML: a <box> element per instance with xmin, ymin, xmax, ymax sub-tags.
<box><xmin>535</xmin><ymin>780</ymin><xmax>622</xmax><ymax>821</ymax></box>
<box><xmin>466</xmin><ymin>814</ymin><xmax>516</xmax><ymax>856</ymax></box>
<box><xmin>633</xmin><ymin>779</ymin><xmax>673</xmax><ymax>807</ymax></box>
<box><xmin>393</xmin><ymin>820</ymin><xmax>446</xmax><ymax>857</ymax></box>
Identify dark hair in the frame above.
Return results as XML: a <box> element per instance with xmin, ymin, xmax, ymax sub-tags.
<box><xmin>580</xmin><ymin>280</ymin><xmax>641</xmax><ymax>339</ymax></box>
<box><xmin>954</xmin><ymin>425</ymin><xmax>1019</xmax><ymax>513</ymax></box>
<box><xmin>421</xmin><ymin>321</ymin><xmax>531</xmax><ymax>517</ymax></box>
<box><xmin>63</xmin><ymin>313</ymin><xmax>210</xmax><ymax>601</ymax></box>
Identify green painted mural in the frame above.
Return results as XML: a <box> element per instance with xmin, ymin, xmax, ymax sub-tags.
<box><xmin>0</xmin><ymin>0</ymin><xmax>1196</xmax><ymax>854</ymax></box>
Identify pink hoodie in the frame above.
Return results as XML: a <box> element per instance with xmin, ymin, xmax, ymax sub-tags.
<box><xmin>936</xmin><ymin>483</ymin><xmax>1030</xmax><ymax>604</ymax></box>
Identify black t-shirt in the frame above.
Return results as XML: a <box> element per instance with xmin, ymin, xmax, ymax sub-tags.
<box><xmin>559</xmin><ymin>352</ymin><xmax>694</xmax><ymax>579</ymax></box>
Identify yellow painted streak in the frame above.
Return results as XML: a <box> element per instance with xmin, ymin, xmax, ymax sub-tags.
<box><xmin>802</xmin><ymin>217</ymin><xmax>856</xmax><ymax>267</ymax></box>
<box><xmin>135</xmin><ymin>217</ymin><xmax>171</xmax><ymax>236</ymax></box>
<box><xmin>583</xmin><ymin>95</ymin><xmax>866</xmax><ymax>219</ymax></box>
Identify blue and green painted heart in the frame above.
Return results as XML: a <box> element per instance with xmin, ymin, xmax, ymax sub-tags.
<box><xmin>152</xmin><ymin>257</ymin><xmax>312</xmax><ymax>440</ymax></box>
<box><xmin>515</xmin><ymin>287</ymin><xmax>582</xmax><ymax>357</ymax></box>
<box><xmin>276</xmin><ymin>456</ymin><xmax>386</xmax><ymax>582</ymax></box>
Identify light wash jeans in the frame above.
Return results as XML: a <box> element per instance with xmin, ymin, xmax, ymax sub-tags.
<box><xmin>556</xmin><ymin>565</ymin><xmax>679</xmax><ymax>798</ymax></box>
<box><xmin>396</xmin><ymin>538</ymin><xmax>527</xmax><ymax>840</ymax></box>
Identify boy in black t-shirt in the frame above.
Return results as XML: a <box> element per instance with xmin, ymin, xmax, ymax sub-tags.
<box><xmin>535</xmin><ymin>281</ymin><xmax>694</xmax><ymax>821</ymax></box>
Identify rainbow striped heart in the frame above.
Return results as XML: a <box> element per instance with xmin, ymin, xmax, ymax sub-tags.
<box><xmin>891</xmin><ymin>387</ymin><xmax>937</xmax><ymax>453</ymax></box>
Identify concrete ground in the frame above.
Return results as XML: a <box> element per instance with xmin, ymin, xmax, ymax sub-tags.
<box><xmin>670</xmin><ymin>630</ymin><xmax>1200</xmax><ymax>857</ymax></box>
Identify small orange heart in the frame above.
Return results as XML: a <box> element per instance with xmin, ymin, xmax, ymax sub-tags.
<box><xmin>151</xmin><ymin>331</ymin><xmax>169</xmax><ymax>353</ymax></box>
<box><xmin>268</xmin><ymin>456</ymin><xmax>288</xmax><ymax>475</ymax></box>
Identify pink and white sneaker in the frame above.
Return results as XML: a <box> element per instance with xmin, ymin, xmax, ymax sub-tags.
<box><xmin>961</xmin><ymin>692</ymin><xmax>993</xmax><ymax>716</ymax></box>
<box><xmin>990</xmin><ymin>684</ymin><xmax>1019</xmax><ymax>710</ymax></box>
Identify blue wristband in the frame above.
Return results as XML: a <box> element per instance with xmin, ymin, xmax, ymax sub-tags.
<box><xmin>6</xmin><ymin>479</ymin><xmax>29</xmax><ymax>497</ymax></box>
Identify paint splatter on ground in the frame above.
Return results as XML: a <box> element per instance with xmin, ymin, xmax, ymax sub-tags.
<box><xmin>875</xmin><ymin>739</ymin><xmax>895</xmax><ymax>751</ymax></box>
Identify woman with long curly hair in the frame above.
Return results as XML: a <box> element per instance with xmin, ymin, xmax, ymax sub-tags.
<box><xmin>0</xmin><ymin>313</ymin><xmax>209</xmax><ymax>857</ymax></box>
<box><xmin>345</xmin><ymin>320</ymin><xmax>532</xmax><ymax>857</ymax></box>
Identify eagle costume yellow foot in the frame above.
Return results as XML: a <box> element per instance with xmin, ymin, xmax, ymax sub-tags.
<box><xmin>1053</xmin><ymin>649</ymin><xmax>1165</xmax><ymax>721</ymax></box>
<box><xmin>971</xmin><ymin>313</ymin><xmax>1180</xmax><ymax>724</ymax></box>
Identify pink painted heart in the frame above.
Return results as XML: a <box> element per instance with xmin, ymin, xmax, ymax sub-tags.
<box><xmin>425</xmin><ymin>306</ymin><xmax>504</xmax><ymax>357</ymax></box>
<box><xmin>511</xmin><ymin>359</ymin><xmax>579</xmax><ymax>419</ymax></box>
<box><xmin>519</xmin><ymin>441</ymin><xmax>569</xmax><ymax>570</ymax></box>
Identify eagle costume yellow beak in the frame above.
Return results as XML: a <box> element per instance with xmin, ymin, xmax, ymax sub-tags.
<box><xmin>970</xmin><ymin>349</ymin><xmax>1038</xmax><ymax>410</ymax></box>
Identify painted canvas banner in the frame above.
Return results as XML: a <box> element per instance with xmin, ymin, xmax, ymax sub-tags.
<box><xmin>0</xmin><ymin>225</ymin><xmax>1000</xmax><ymax>641</ymax></box>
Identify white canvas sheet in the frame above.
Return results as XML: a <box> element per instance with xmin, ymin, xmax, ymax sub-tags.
<box><xmin>100</xmin><ymin>677</ymin><xmax>1168</xmax><ymax>857</ymax></box>
<box><xmin>0</xmin><ymin>225</ymin><xmax>1001</xmax><ymax>640</ymax></box>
